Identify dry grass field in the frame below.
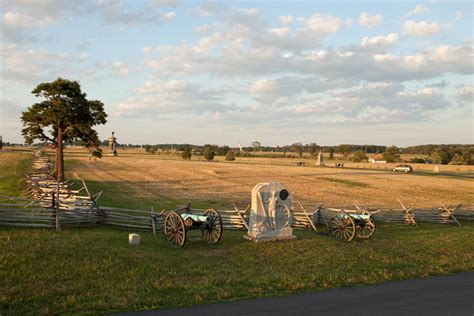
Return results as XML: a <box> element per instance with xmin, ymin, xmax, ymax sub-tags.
<box><xmin>53</xmin><ymin>147</ymin><xmax>474</xmax><ymax>210</ymax></box>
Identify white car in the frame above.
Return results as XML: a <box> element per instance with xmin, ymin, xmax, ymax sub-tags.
<box><xmin>392</xmin><ymin>164</ymin><xmax>413</xmax><ymax>172</ymax></box>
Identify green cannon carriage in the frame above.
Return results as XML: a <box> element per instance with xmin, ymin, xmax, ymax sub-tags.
<box><xmin>163</xmin><ymin>204</ymin><xmax>223</xmax><ymax>248</ymax></box>
<box><xmin>328</xmin><ymin>210</ymin><xmax>376</xmax><ymax>242</ymax></box>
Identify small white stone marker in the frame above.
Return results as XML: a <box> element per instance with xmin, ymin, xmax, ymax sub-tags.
<box><xmin>128</xmin><ymin>233</ymin><xmax>140</xmax><ymax>245</ymax></box>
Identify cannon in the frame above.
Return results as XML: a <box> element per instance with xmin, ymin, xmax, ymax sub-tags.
<box><xmin>328</xmin><ymin>210</ymin><xmax>376</xmax><ymax>242</ymax></box>
<box><xmin>163</xmin><ymin>204</ymin><xmax>223</xmax><ymax>248</ymax></box>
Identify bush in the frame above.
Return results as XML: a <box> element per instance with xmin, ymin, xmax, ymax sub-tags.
<box><xmin>203</xmin><ymin>147</ymin><xmax>215</xmax><ymax>161</ymax></box>
<box><xmin>409</xmin><ymin>157</ymin><xmax>427</xmax><ymax>164</ymax></box>
<box><xmin>181</xmin><ymin>147</ymin><xmax>192</xmax><ymax>160</ymax></box>
<box><xmin>352</xmin><ymin>150</ymin><xmax>368</xmax><ymax>162</ymax></box>
<box><xmin>383</xmin><ymin>146</ymin><xmax>401</xmax><ymax>163</ymax></box>
<box><xmin>225</xmin><ymin>151</ymin><xmax>235</xmax><ymax>161</ymax></box>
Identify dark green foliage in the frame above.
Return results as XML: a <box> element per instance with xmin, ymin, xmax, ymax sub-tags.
<box><xmin>352</xmin><ymin>150</ymin><xmax>368</xmax><ymax>162</ymax></box>
<box><xmin>308</xmin><ymin>143</ymin><xmax>319</xmax><ymax>158</ymax></box>
<box><xmin>431</xmin><ymin>147</ymin><xmax>452</xmax><ymax>164</ymax></box>
<box><xmin>335</xmin><ymin>144</ymin><xmax>387</xmax><ymax>155</ymax></box>
<box><xmin>203</xmin><ymin>146</ymin><xmax>215</xmax><ymax>161</ymax></box>
<box><xmin>21</xmin><ymin>78</ymin><xmax>106</xmax><ymax>148</ymax></box>
<box><xmin>217</xmin><ymin>145</ymin><xmax>230</xmax><ymax>156</ymax></box>
<box><xmin>292</xmin><ymin>142</ymin><xmax>303</xmax><ymax>158</ymax></box>
<box><xmin>181</xmin><ymin>147</ymin><xmax>192</xmax><ymax>160</ymax></box>
<box><xmin>449</xmin><ymin>151</ymin><xmax>472</xmax><ymax>165</ymax></box>
<box><xmin>21</xmin><ymin>78</ymin><xmax>107</xmax><ymax>180</ymax></box>
<box><xmin>225</xmin><ymin>150</ymin><xmax>235</xmax><ymax>161</ymax></box>
<box><xmin>383</xmin><ymin>146</ymin><xmax>401</xmax><ymax>163</ymax></box>
<box><xmin>409</xmin><ymin>157</ymin><xmax>429</xmax><ymax>164</ymax></box>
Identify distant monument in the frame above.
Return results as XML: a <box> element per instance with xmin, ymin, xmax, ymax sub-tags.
<box><xmin>244</xmin><ymin>182</ymin><xmax>297</xmax><ymax>242</ymax></box>
<box><xmin>316</xmin><ymin>150</ymin><xmax>324</xmax><ymax>166</ymax></box>
<box><xmin>108</xmin><ymin>132</ymin><xmax>118</xmax><ymax>156</ymax></box>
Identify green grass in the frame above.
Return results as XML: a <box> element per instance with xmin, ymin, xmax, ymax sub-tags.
<box><xmin>0</xmin><ymin>155</ymin><xmax>31</xmax><ymax>197</ymax></box>
<box><xmin>1</xmin><ymin>224</ymin><xmax>473</xmax><ymax>315</ymax></box>
<box><xmin>317</xmin><ymin>177</ymin><xmax>370</xmax><ymax>188</ymax></box>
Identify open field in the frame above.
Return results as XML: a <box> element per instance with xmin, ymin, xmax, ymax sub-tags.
<box><xmin>53</xmin><ymin>148</ymin><xmax>474</xmax><ymax>210</ymax></box>
<box><xmin>1</xmin><ymin>149</ymin><xmax>473</xmax><ymax>315</ymax></box>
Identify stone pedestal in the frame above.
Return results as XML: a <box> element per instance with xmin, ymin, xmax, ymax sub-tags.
<box><xmin>244</xmin><ymin>182</ymin><xmax>296</xmax><ymax>242</ymax></box>
<box><xmin>129</xmin><ymin>233</ymin><xmax>140</xmax><ymax>245</ymax></box>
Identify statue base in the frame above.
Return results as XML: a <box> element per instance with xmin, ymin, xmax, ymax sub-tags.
<box><xmin>243</xmin><ymin>227</ymin><xmax>297</xmax><ymax>243</ymax></box>
<box><xmin>243</xmin><ymin>234</ymin><xmax>297</xmax><ymax>243</ymax></box>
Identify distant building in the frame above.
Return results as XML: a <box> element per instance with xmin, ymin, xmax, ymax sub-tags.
<box><xmin>369</xmin><ymin>154</ymin><xmax>386</xmax><ymax>164</ymax></box>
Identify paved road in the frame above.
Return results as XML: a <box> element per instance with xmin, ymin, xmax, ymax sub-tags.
<box><xmin>117</xmin><ymin>272</ymin><xmax>474</xmax><ymax>316</ymax></box>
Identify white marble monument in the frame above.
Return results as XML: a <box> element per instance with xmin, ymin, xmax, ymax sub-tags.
<box><xmin>316</xmin><ymin>151</ymin><xmax>324</xmax><ymax>166</ymax></box>
<box><xmin>244</xmin><ymin>182</ymin><xmax>297</xmax><ymax>242</ymax></box>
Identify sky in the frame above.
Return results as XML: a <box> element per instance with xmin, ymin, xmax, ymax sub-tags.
<box><xmin>0</xmin><ymin>0</ymin><xmax>472</xmax><ymax>147</ymax></box>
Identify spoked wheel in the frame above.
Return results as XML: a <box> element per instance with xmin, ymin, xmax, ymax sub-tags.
<box><xmin>202</xmin><ymin>209</ymin><xmax>223</xmax><ymax>244</ymax></box>
<box><xmin>356</xmin><ymin>216</ymin><xmax>376</xmax><ymax>239</ymax></box>
<box><xmin>330</xmin><ymin>213</ymin><xmax>356</xmax><ymax>242</ymax></box>
<box><xmin>164</xmin><ymin>211</ymin><xmax>186</xmax><ymax>248</ymax></box>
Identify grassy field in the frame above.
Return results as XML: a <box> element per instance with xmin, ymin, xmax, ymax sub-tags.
<box><xmin>0</xmin><ymin>148</ymin><xmax>473</xmax><ymax>315</ymax></box>
<box><xmin>59</xmin><ymin>147</ymin><xmax>474</xmax><ymax>210</ymax></box>
<box><xmin>1</xmin><ymin>224</ymin><xmax>473</xmax><ymax>315</ymax></box>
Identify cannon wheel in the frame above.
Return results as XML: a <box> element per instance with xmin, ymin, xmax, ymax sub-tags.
<box><xmin>330</xmin><ymin>213</ymin><xmax>356</xmax><ymax>242</ymax></box>
<box><xmin>164</xmin><ymin>211</ymin><xmax>186</xmax><ymax>248</ymax></box>
<box><xmin>356</xmin><ymin>216</ymin><xmax>376</xmax><ymax>239</ymax></box>
<box><xmin>202</xmin><ymin>209</ymin><xmax>223</xmax><ymax>244</ymax></box>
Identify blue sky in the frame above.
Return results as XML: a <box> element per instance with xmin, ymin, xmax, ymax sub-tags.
<box><xmin>0</xmin><ymin>0</ymin><xmax>472</xmax><ymax>147</ymax></box>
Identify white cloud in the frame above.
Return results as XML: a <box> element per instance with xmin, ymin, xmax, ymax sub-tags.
<box><xmin>407</xmin><ymin>4</ymin><xmax>428</xmax><ymax>16</ymax></box>
<box><xmin>112</xmin><ymin>62</ymin><xmax>130</xmax><ymax>76</ymax></box>
<box><xmin>114</xmin><ymin>80</ymin><xmax>237</xmax><ymax>117</ymax></box>
<box><xmin>361</xmin><ymin>33</ymin><xmax>398</xmax><ymax>50</ymax></box>
<box><xmin>456</xmin><ymin>85</ymin><xmax>473</xmax><ymax>105</ymax></box>
<box><xmin>142</xmin><ymin>47</ymin><xmax>152</xmax><ymax>54</ymax></box>
<box><xmin>279</xmin><ymin>15</ymin><xmax>293</xmax><ymax>25</ymax></box>
<box><xmin>358</xmin><ymin>12</ymin><xmax>383</xmax><ymax>27</ymax></box>
<box><xmin>455</xmin><ymin>10</ymin><xmax>463</xmax><ymax>21</ymax></box>
<box><xmin>305</xmin><ymin>14</ymin><xmax>350</xmax><ymax>33</ymax></box>
<box><xmin>403</xmin><ymin>20</ymin><xmax>448</xmax><ymax>36</ymax></box>
<box><xmin>162</xmin><ymin>11</ymin><xmax>176</xmax><ymax>19</ymax></box>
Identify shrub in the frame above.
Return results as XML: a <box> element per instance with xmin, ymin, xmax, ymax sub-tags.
<box><xmin>383</xmin><ymin>146</ymin><xmax>401</xmax><ymax>163</ymax></box>
<box><xmin>203</xmin><ymin>147</ymin><xmax>215</xmax><ymax>161</ymax></box>
<box><xmin>225</xmin><ymin>151</ymin><xmax>235</xmax><ymax>161</ymax></box>
<box><xmin>181</xmin><ymin>147</ymin><xmax>192</xmax><ymax>160</ymax></box>
<box><xmin>352</xmin><ymin>150</ymin><xmax>368</xmax><ymax>162</ymax></box>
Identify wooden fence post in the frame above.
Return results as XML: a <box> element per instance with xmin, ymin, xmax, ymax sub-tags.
<box><xmin>151</xmin><ymin>205</ymin><xmax>156</xmax><ymax>234</ymax></box>
<box><xmin>55</xmin><ymin>183</ymin><xmax>60</xmax><ymax>231</ymax></box>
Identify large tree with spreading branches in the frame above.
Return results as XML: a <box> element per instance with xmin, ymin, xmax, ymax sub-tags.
<box><xmin>21</xmin><ymin>78</ymin><xmax>107</xmax><ymax>181</ymax></box>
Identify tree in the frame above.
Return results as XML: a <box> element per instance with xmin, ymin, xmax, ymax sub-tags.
<box><xmin>328</xmin><ymin>147</ymin><xmax>335</xmax><ymax>160</ymax></box>
<box><xmin>225</xmin><ymin>150</ymin><xmax>235</xmax><ymax>161</ymax></box>
<box><xmin>383</xmin><ymin>146</ymin><xmax>401</xmax><ymax>163</ymax></box>
<box><xmin>251</xmin><ymin>141</ymin><xmax>261</xmax><ymax>151</ymax></box>
<box><xmin>337</xmin><ymin>144</ymin><xmax>352</xmax><ymax>158</ymax></box>
<box><xmin>308</xmin><ymin>143</ymin><xmax>319</xmax><ymax>158</ymax></box>
<box><xmin>203</xmin><ymin>146</ymin><xmax>215</xmax><ymax>161</ymax></box>
<box><xmin>449</xmin><ymin>150</ymin><xmax>472</xmax><ymax>165</ymax></box>
<box><xmin>352</xmin><ymin>150</ymin><xmax>368</xmax><ymax>162</ymax></box>
<box><xmin>430</xmin><ymin>146</ymin><xmax>452</xmax><ymax>164</ymax></box>
<box><xmin>292</xmin><ymin>142</ymin><xmax>303</xmax><ymax>158</ymax></box>
<box><xmin>181</xmin><ymin>146</ymin><xmax>192</xmax><ymax>160</ymax></box>
<box><xmin>21</xmin><ymin>78</ymin><xmax>107</xmax><ymax>181</ymax></box>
